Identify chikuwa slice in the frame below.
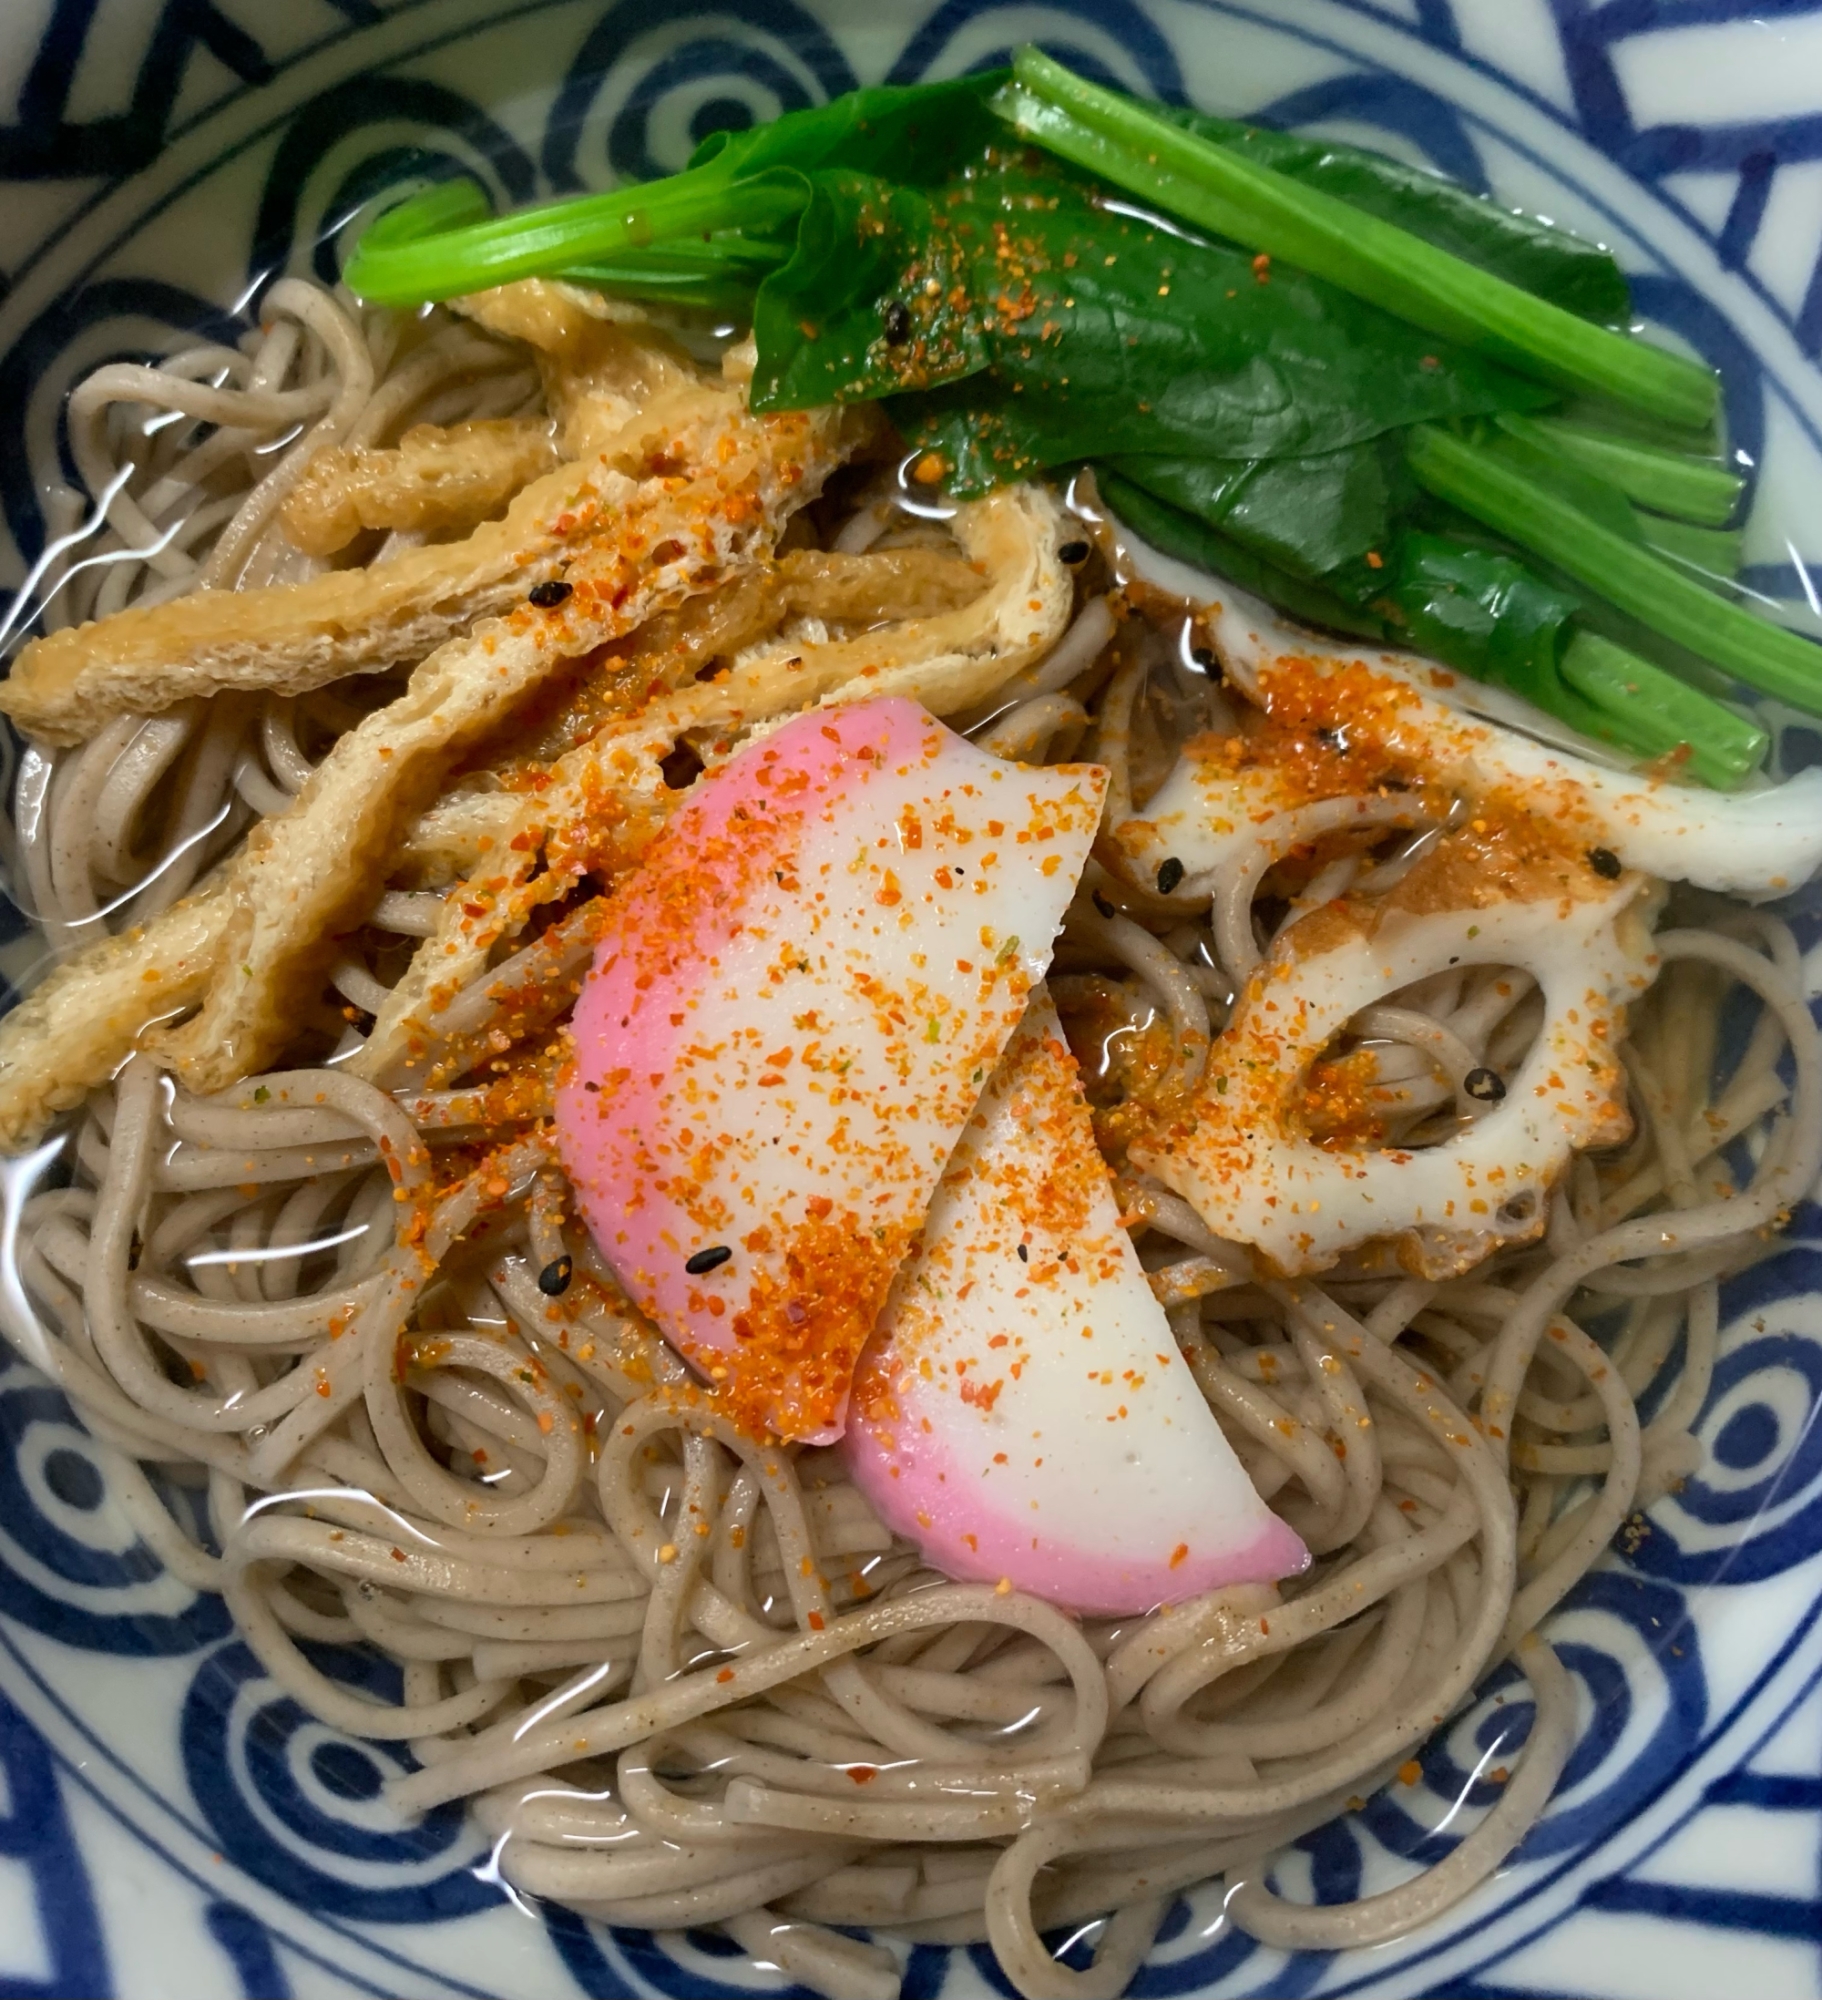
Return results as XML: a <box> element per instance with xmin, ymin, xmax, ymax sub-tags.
<box><xmin>1109</xmin><ymin>580</ymin><xmax>1822</xmax><ymax>900</ymax></box>
<box><xmin>844</xmin><ymin>993</ymin><xmax>1308</xmax><ymax>1614</ymax></box>
<box><xmin>556</xmin><ymin>696</ymin><xmax>1107</xmax><ymax>1442</ymax></box>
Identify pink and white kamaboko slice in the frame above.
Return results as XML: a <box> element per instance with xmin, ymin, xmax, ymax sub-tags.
<box><xmin>555</xmin><ymin>696</ymin><xmax>1106</xmax><ymax>1441</ymax></box>
<box><xmin>845</xmin><ymin>993</ymin><xmax>1308</xmax><ymax>1614</ymax></box>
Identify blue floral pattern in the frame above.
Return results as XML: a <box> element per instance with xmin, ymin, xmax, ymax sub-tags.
<box><xmin>0</xmin><ymin>4</ymin><xmax>1819</xmax><ymax>1996</ymax></box>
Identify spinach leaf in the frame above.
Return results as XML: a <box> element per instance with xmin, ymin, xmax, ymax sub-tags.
<box><xmin>996</xmin><ymin>49</ymin><xmax>1712</xmax><ymax>428</ymax></box>
<box><xmin>688</xmin><ymin>73</ymin><xmax>1005</xmax><ymax>188</ymax></box>
<box><xmin>1105</xmin><ymin>439</ymin><xmax>1405</xmax><ymax>585</ymax></box>
<box><xmin>1097</xmin><ymin>469</ymin><xmax>1394</xmax><ymax>639</ymax></box>
<box><xmin>871</xmin><ymin>163</ymin><xmax>1550</xmax><ymax>490</ymax></box>
<box><xmin>1378</xmin><ymin>533</ymin><xmax>1580</xmax><ymax>700</ymax></box>
<box><xmin>1156</xmin><ymin>109</ymin><xmax>1631</xmax><ymax>325</ymax></box>
<box><xmin>750</xmin><ymin>171</ymin><xmax>988</xmax><ymax>410</ymax></box>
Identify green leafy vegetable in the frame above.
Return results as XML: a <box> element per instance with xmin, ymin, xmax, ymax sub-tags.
<box><xmin>1382</xmin><ymin>532</ymin><xmax>1581</xmax><ymax>699</ymax></box>
<box><xmin>344</xmin><ymin>75</ymin><xmax>1002</xmax><ymax>308</ymax></box>
<box><xmin>1485</xmin><ymin>415</ymin><xmax>1645</xmax><ymax>544</ymax></box>
<box><xmin>338</xmin><ymin>64</ymin><xmax>1793</xmax><ymax>786</ymax></box>
<box><xmin>684</xmin><ymin>72</ymin><xmax>1005</xmax><ymax>186</ymax></box>
<box><xmin>1632</xmin><ymin>514</ymin><xmax>1743</xmax><ymax>582</ymax></box>
<box><xmin>1097</xmin><ymin>469</ymin><xmax>1391</xmax><ymax>638</ymax></box>
<box><xmin>1509</xmin><ymin>413</ymin><xmax>1742</xmax><ymax>525</ymax></box>
<box><xmin>1405</xmin><ymin>422</ymin><xmax>1822</xmax><ymax>714</ymax></box>
<box><xmin>557</xmin><ymin>236</ymin><xmax>791</xmax><ymax>313</ymax></box>
<box><xmin>1105</xmin><ymin>441</ymin><xmax>1403</xmax><ymax>586</ymax></box>
<box><xmin>1155</xmin><ymin>108</ymin><xmax>1631</xmax><ymax>324</ymax></box>
<box><xmin>1099</xmin><ymin>477</ymin><xmax>1765</xmax><ymax>786</ymax></box>
<box><xmin>993</xmin><ymin>46</ymin><xmax>1717</xmax><ymax>428</ymax></box>
<box><xmin>344</xmin><ymin>168</ymin><xmax>807</xmax><ymax>307</ymax></box>
<box><xmin>875</xmin><ymin>162</ymin><xmax>1549</xmax><ymax>491</ymax></box>
<box><xmin>1558</xmin><ymin>630</ymin><xmax>1765</xmax><ymax>786</ymax></box>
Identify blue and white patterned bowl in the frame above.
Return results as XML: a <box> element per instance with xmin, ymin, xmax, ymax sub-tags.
<box><xmin>0</xmin><ymin>5</ymin><xmax>1819</xmax><ymax>1996</ymax></box>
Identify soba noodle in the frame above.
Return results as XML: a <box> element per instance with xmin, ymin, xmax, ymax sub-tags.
<box><xmin>1</xmin><ymin>275</ymin><xmax>1816</xmax><ymax>2000</ymax></box>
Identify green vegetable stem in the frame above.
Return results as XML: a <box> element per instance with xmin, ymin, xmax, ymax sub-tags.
<box><xmin>993</xmin><ymin>46</ymin><xmax>1717</xmax><ymax>428</ymax></box>
<box><xmin>1152</xmin><ymin>108</ymin><xmax>1632</xmax><ymax>322</ymax></box>
<box><xmin>1099</xmin><ymin>472</ymin><xmax>1766</xmax><ymax>788</ymax></box>
<box><xmin>1506</xmin><ymin>414</ymin><xmax>1743</xmax><ymax>525</ymax></box>
<box><xmin>344</xmin><ymin>74</ymin><xmax>1003</xmax><ymax>307</ymax></box>
<box><xmin>344</xmin><ymin>169</ymin><xmax>808</xmax><ymax>307</ymax></box>
<box><xmin>1406</xmin><ymin>423</ymin><xmax>1822</xmax><ymax>715</ymax></box>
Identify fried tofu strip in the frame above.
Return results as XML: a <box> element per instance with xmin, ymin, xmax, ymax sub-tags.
<box><xmin>477</xmin><ymin>546</ymin><xmax>990</xmax><ymax>776</ymax></box>
<box><xmin>455</xmin><ymin>281</ymin><xmax>690</xmax><ymax>460</ymax></box>
<box><xmin>393</xmin><ymin>485</ymin><xmax>1066</xmax><ymax>877</ymax></box>
<box><xmin>801</xmin><ymin>482</ymin><xmax>1070</xmax><ymax>713</ymax></box>
<box><xmin>0</xmin><ymin>393</ymin><xmax>868</xmax><ymax>1140</ymax></box>
<box><xmin>279</xmin><ymin>417</ymin><xmax>561</xmax><ymax>558</ymax></box>
<box><xmin>359</xmin><ymin>485</ymin><xmax>1069</xmax><ymax>1084</ymax></box>
<box><xmin>0</xmin><ymin>322</ymin><xmax>708</xmax><ymax>747</ymax></box>
<box><xmin>0</xmin><ymin>878</ymin><xmax>234</xmax><ymax>1150</ymax></box>
<box><xmin>148</xmin><ymin>390</ymin><xmax>864</xmax><ymax>1097</ymax></box>
<box><xmin>774</xmin><ymin>546</ymin><xmax>989</xmax><ymax>625</ymax></box>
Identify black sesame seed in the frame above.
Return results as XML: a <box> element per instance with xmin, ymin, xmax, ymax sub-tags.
<box><xmin>537</xmin><ymin>1255</ymin><xmax>574</xmax><ymax>1297</ymax></box>
<box><xmin>1058</xmin><ymin>539</ymin><xmax>1090</xmax><ymax>565</ymax></box>
<box><xmin>1587</xmin><ymin>845</ymin><xmax>1622</xmax><ymax>880</ymax></box>
<box><xmin>1155</xmin><ymin>856</ymin><xmax>1186</xmax><ymax>895</ymax></box>
<box><xmin>882</xmin><ymin>299</ymin><xmax>912</xmax><ymax>345</ymax></box>
<box><xmin>1463</xmin><ymin>1066</ymin><xmax>1507</xmax><ymax>1104</ymax></box>
<box><xmin>1315</xmin><ymin>726</ymin><xmax>1342</xmax><ymax>751</ymax></box>
<box><xmin>1092</xmin><ymin>891</ymin><xmax>1117</xmax><ymax>919</ymax></box>
<box><xmin>528</xmin><ymin>579</ymin><xmax>572</xmax><ymax>608</ymax></box>
<box><xmin>1017</xmin><ymin>1243</ymin><xmax>1029</xmax><ymax>1262</ymax></box>
<box><xmin>684</xmin><ymin>1245</ymin><xmax>733</xmax><ymax>1276</ymax></box>
<box><xmin>1191</xmin><ymin>645</ymin><xmax>1216</xmax><ymax>670</ymax></box>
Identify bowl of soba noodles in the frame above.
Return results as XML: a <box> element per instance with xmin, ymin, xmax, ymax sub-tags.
<box><xmin>0</xmin><ymin>4</ymin><xmax>1818</xmax><ymax>1998</ymax></box>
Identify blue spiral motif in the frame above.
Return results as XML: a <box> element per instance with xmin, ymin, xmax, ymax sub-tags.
<box><xmin>0</xmin><ymin>1365</ymin><xmax>228</xmax><ymax>1654</ymax></box>
<box><xmin>1359</xmin><ymin>1573</ymin><xmax>1707</xmax><ymax>1870</ymax></box>
<box><xmin>885</xmin><ymin>0</ymin><xmax>1185</xmax><ymax>99</ymax></box>
<box><xmin>249</xmin><ymin>76</ymin><xmax>540</xmax><ymax>292</ymax></box>
<box><xmin>547</xmin><ymin>1903</ymin><xmax>824</xmax><ymax>1997</ymax></box>
<box><xmin>0</xmin><ymin>1685</ymin><xmax>110</xmax><ymax>1998</ymax></box>
<box><xmin>1629</xmin><ymin>1303</ymin><xmax>1822</xmax><ymax>1587</ymax></box>
<box><xmin>181</xmin><ymin>1639</ymin><xmax>501</xmax><ymax>1924</ymax></box>
<box><xmin>544</xmin><ymin>0</ymin><xmax>859</xmax><ymax>192</ymax></box>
